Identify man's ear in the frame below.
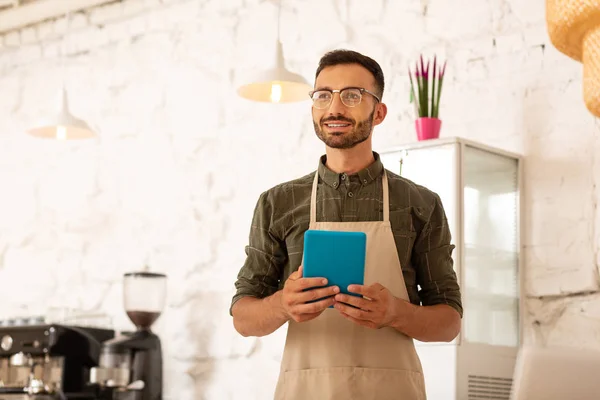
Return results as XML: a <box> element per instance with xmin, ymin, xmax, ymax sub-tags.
<box><xmin>373</xmin><ymin>103</ymin><xmax>388</xmax><ymax>126</ymax></box>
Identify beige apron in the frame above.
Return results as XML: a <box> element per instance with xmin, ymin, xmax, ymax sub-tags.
<box><xmin>274</xmin><ymin>170</ymin><xmax>427</xmax><ymax>400</ymax></box>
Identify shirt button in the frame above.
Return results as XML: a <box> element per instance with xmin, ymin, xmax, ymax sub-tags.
<box><xmin>363</xmin><ymin>179</ymin><xmax>368</xmax><ymax>184</ymax></box>
<box><xmin>341</xmin><ymin>174</ymin><xmax>346</xmax><ymax>181</ymax></box>
<box><xmin>348</xmin><ymin>192</ymin><xmax>354</xmax><ymax>198</ymax></box>
<box><xmin>333</xmin><ymin>182</ymin><xmax>338</xmax><ymax>188</ymax></box>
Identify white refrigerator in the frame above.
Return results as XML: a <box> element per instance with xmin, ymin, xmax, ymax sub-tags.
<box><xmin>379</xmin><ymin>137</ymin><xmax>523</xmax><ymax>400</ymax></box>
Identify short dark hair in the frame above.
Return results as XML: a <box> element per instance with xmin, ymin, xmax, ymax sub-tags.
<box><xmin>315</xmin><ymin>49</ymin><xmax>385</xmax><ymax>98</ymax></box>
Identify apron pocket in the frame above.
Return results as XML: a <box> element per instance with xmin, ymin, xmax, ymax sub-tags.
<box><xmin>355</xmin><ymin>367</ymin><xmax>426</xmax><ymax>400</ymax></box>
<box><xmin>282</xmin><ymin>366</ymin><xmax>426</xmax><ymax>400</ymax></box>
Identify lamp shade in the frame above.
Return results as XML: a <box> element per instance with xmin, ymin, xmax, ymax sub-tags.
<box><xmin>546</xmin><ymin>0</ymin><xmax>600</xmax><ymax>117</ymax></box>
<box><xmin>237</xmin><ymin>41</ymin><xmax>312</xmax><ymax>103</ymax></box>
<box><xmin>27</xmin><ymin>87</ymin><xmax>96</xmax><ymax>140</ymax></box>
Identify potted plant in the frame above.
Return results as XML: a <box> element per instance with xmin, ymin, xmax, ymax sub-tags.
<box><xmin>409</xmin><ymin>55</ymin><xmax>447</xmax><ymax>141</ymax></box>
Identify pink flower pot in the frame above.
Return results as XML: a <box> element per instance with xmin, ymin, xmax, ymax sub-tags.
<box><xmin>415</xmin><ymin>117</ymin><xmax>442</xmax><ymax>141</ymax></box>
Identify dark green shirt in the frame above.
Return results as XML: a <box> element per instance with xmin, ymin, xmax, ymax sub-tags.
<box><xmin>231</xmin><ymin>152</ymin><xmax>462</xmax><ymax>317</ymax></box>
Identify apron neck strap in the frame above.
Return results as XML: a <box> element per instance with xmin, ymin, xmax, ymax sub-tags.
<box><xmin>382</xmin><ymin>171</ymin><xmax>390</xmax><ymax>222</ymax></box>
<box><xmin>310</xmin><ymin>169</ymin><xmax>390</xmax><ymax>224</ymax></box>
<box><xmin>310</xmin><ymin>172</ymin><xmax>319</xmax><ymax>223</ymax></box>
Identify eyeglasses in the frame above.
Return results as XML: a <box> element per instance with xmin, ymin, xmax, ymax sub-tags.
<box><xmin>308</xmin><ymin>87</ymin><xmax>381</xmax><ymax>109</ymax></box>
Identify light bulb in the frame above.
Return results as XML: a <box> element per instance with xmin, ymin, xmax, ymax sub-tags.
<box><xmin>270</xmin><ymin>83</ymin><xmax>282</xmax><ymax>103</ymax></box>
<box><xmin>56</xmin><ymin>125</ymin><xmax>67</xmax><ymax>140</ymax></box>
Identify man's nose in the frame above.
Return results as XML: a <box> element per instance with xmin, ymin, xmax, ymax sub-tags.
<box><xmin>327</xmin><ymin>92</ymin><xmax>347</xmax><ymax>115</ymax></box>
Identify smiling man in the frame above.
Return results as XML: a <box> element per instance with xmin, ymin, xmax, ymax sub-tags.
<box><xmin>230</xmin><ymin>49</ymin><xmax>463</xmax><ymax>400</ymax></box>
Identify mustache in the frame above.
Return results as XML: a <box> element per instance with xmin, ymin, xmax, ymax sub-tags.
<box><xmin>321</xmin><ymin>116</ymin><xmax>354</xmax><ymax>124</ymax></box>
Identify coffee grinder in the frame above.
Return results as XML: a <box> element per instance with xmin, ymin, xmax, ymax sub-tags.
<box><xmin>90</xmin><ymin>272</ymin><xmax>167</xmax><ymax>400</ymax></box>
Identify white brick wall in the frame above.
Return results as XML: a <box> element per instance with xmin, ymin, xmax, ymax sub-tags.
<box><xmin>0</xmin><ymin>0</ymin><xmax>599</xmax><ymax>398</ymax></box>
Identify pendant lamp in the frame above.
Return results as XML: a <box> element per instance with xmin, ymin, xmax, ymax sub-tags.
<box><xmin>546</xmin><ymin>0</ymin><xmax>600</xmax><ymax>118</ymax></box>
<box><xmin>236</xmin><ymin>0</ymin><xmax>311</xmax><ymax>103</ymax></box>
<box><xmin>27</xmin><ymin>86</ymin><xmax>96</xmax><ymax>140</ymax></box>
<box><xmin>26</xmin><ymin>13</ymin><xmax>97</xmax><ymax>140</ymax></box>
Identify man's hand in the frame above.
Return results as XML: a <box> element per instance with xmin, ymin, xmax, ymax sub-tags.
<box><xmin>280</xmin><ymin>265</ymin><xmax>339</xmax><ymax>323</ymax></box>
<box><xmin>333</xmin><ymin>283</ymin><xmax>408</xmax><ymax>329</ymax></box>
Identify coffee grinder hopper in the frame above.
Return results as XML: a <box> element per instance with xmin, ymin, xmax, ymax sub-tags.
<box><xmin>90</xmin><ymin>272</ymin><xmax>166</xmax><ymax>400</ymax></box>
<box><xmin>123</xmin><ymin>272</ymin><xmax>167</xmax><ymax>331</ymax></box>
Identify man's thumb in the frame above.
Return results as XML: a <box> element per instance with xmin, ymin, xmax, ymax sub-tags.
<box><xmin>291</xmin><ymin>265</ymin><xmax>303</xmax><ymax>279</ymax></box>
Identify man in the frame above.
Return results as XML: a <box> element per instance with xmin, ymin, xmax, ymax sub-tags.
<box><xmin>230</xmin><ymin>49</ymin><xmax>462</xmax><ymax>400</ymax></box>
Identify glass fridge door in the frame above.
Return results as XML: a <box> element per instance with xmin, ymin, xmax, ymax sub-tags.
<box><xmin>462</xmin><ymin>144</ymin><xmax>520</xmax><ymax>347</ymax></box>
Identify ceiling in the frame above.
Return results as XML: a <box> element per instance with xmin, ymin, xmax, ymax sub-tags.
<box><xmin>0</xmin><ymin>0</ymin><xmax>118</xmax><ymax>34</ymax></box>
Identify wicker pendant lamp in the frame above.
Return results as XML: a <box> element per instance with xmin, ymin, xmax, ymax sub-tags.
<box><xmin>546</xmin><ymin>0</ymin><xmax>600</xmax><ymax>117</ymax></box>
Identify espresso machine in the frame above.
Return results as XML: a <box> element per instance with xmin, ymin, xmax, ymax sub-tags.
<box><xmin>89</xmin><ymin>272</ymin><xmax>167</xmax><ymax>400</ymax></box>
<box><xmin>0</xmin><ymin>323</ymin><xmax>114</xmax><ymax>399</ymax></box>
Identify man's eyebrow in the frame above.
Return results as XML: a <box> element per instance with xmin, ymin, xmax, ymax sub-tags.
<box><xmin>313</xmin><ymin>86</ymin><xmax>364</xmax><ymax>92</ymax></box>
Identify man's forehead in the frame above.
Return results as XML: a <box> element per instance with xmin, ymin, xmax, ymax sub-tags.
<box><xmin>315</xmin><ymin>64</ymin><xmax>374</xmax><ymax>89</ymax></box>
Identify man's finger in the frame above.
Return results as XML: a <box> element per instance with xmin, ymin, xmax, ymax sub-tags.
<box><xmin>289</xmin><ymin>266</ymin><xmax>303</xmax><ymax>280</ymax></box>
<box><xmin>294</xmin><ymin>296</ymin><xmax>335</xmax><ymax>314</ymax></box>
<box><xmin>348</xmin><ymin>283</ymin><xmax>384</xmax><ymax>299</ymax></box>
<box><xmin>298</xmin><ymin>286</ymin><xmax>339</xmax><ymax>304</ymax></box>
<box><xmin>334</xmin><ymin>293</ymin><xmax>373</xmax><ymax>311</ymax></box>
<box><xmin>347</xmin><ymin>284</ymin><xmax>376</xmax><ymax>298</ymax></box>
<box><xmin>296</xmin><ymin>277</ymin><xmax>328</xmax><ymax>290</ymax></box>
<box><xmin>334</xmin><ymin>302</ymin><xmax>371</xmax><ymax>321</ymax></box>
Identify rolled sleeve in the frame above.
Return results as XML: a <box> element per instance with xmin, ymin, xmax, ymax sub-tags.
<box><xmin>230</xmin><ymin>191</ymin><xmax>287</xmax><ymax>315</ymax></box>
<box><xmin>412</xmin><ymin>193</ymin><xmax>463</xmax><ymax>317</ymax></box>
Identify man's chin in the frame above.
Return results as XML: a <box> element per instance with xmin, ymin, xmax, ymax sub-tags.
<box><xmin>315</xmin><ymin>130</ymin><xmax>360</xmax><ymax>149</ymax></box>
<box><xmin>324</xmin><ymin>138</ymin><xmax>355</xmax><ymax>149</ymax></box>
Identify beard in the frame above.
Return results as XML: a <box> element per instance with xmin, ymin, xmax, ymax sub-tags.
<box><xmin>313</xmin><ymin>109</ymin><xmax>375</xmax><ymax>149</ymax></box>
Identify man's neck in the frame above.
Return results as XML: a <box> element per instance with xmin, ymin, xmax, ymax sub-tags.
<box><xmin>324</xmin><ymin>142</ymin><xmax>375</xmax><ymax>175</ymax></box>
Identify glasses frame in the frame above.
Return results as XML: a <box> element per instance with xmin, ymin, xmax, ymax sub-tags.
<box><xmin>308</xmin><ymin>87</ymin><xmax>381</xmax><ymax>109</ymax></box>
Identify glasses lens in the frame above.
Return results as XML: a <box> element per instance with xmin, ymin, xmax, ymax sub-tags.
<box><xmin>340</xmin><ymin>88</ymin><xmax>362</xmax><ymax>107</ymax></box>
<box><xmin>311</xmin><ymin>91</ymin><xmax>332</xmax><ymax>109</ymax></box>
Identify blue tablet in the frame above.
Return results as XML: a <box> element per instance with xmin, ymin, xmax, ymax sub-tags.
<box><xmin>302</xmin><ymin>230</ymin><xmax>367</xmax><ymax>298</ymax></box>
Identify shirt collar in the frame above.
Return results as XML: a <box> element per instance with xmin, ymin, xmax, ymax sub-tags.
<box><xmin>317</xmin><ymin>151</ymin><xmax>384</xmax><ymax>189</ymax></box>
